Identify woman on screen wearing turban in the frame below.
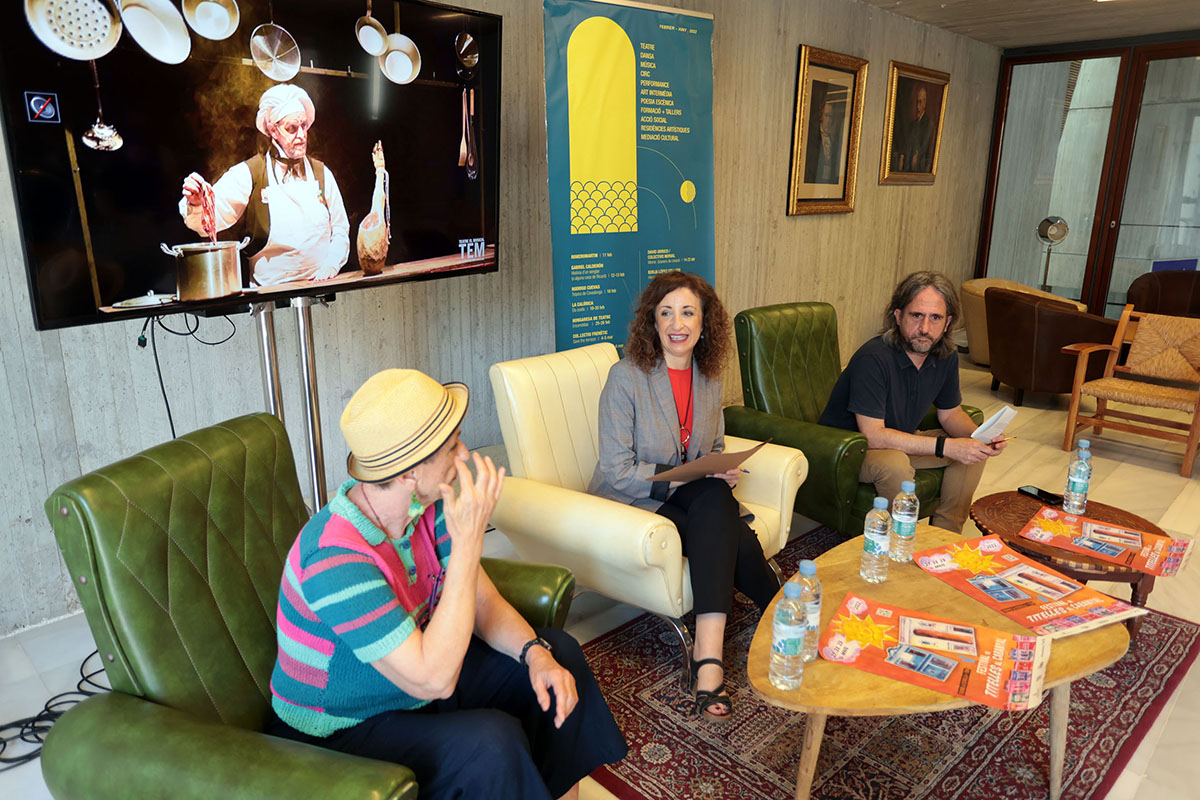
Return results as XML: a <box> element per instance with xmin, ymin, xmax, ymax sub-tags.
<box><xmin>178</xmin><ymin>83</ymin><xmax>350</xmax><ymax>286</ymax></box>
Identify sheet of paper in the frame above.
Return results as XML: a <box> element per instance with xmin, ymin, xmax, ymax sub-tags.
<box><xmin>818</xmin><ymin>591</ymin><xmax>1049</xmax><ymax>711</ymax></box>
<box><xmin>972</xmin><ymin>405</ymin><xmax>1016</xmax><ymax>442</ymax></box>
<box><xmin>1017</xmin><ymin>507</ymin><xmax>1193</xmax><ymax>577</ymax></box>
<box><xmin>914</xmin><ymin>535</ymin><xmax>1147</xmax><ymax>637</ymax></box>
<box><xmin>649</xmin><ymin>440</ymin><xmax>768</xmax><ymax>482</ymax></box>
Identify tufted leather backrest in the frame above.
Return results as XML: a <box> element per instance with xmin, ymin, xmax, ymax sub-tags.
<box><xmin>735</xmin><ymin>302</ymin><xmax>842</xmax><ymax>422</ymax></box>
<box><xmin>45</xmin><ymin>413</ymin><xmax>308</xmax><ymax>731</ymax></box>
<box><xmin>490</xmin><ymin>343</ymin><xmax>619</xmax><ymax>491</ymax></box>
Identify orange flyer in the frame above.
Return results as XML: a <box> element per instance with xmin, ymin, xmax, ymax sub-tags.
<box><xmin>818</xmin><ymin>592</ymin><xmax>1049</xmax><ymax>711</ymax></box>
<box><xmin>915</xmin><ymin>536</ymin><xmax>1146</xmax><ymax>637</ymax></box>
<box><xmin>1016</xmin><ymin>507</ymin><xmax>1193</xmax><ymax>577</ymax></box>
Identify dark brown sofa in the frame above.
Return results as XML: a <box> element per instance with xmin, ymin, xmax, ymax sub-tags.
<box><xmin>1126</xmin><ymin>270</ymin><xmax>1200</xmax><ymax>317</ymax></box>
<box><xmin>985</xmin><ymin>287</ymin><xmax>1118</xmax><ymax>406</ymax></box>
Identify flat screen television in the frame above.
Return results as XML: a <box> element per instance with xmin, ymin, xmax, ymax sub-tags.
<box><xmin>2</xmin><ymin>0</ymin><xmax>500</xmax><ymax>329</ymax></box>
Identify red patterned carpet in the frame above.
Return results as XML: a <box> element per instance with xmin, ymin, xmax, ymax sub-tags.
<box><xmin>583</xmin><ymin>527</ymin><xmax>1200</xmax><ymax>800</ymax></box>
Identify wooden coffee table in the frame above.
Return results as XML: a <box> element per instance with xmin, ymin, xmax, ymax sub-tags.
<box><xmin>970</xmin><ymin>490</ymin><xmax>1159</xmax><ymax>634</ymax></box>
<box><xmin>747</xmin><ymin>525</ymin><xmax>1129</xmax><ymax>800</ymax></box>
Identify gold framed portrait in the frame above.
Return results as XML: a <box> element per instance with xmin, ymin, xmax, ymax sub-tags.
<box><xmin>880</xmin><ymin>61</ymin><xmax>950</xmax><ymax>185</ymax></box>
<box><xmin>787</xmin><ymin>46</ymin><xmax>868</xmax><ymax>215</ymax></box>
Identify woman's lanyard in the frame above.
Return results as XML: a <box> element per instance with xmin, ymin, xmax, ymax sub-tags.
<box><xmin>670</xmin><ymin>368</ymin><xmax>693</xmax><ymax>462</ymax></box>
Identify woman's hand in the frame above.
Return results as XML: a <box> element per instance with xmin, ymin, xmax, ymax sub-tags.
<box><xmin>439</xmin><ymin>452</ymin><xmax>505</xmax><ymax>553</ymax></box>
<box><xmin>526</xmin><ymin>647</ymin><xmax>578</xmax><ymax>728</ymax></box>
<box><xmin>707</xmin><ymin>467</ymin><xmax>740</xmax><ymax>489</ymax></box>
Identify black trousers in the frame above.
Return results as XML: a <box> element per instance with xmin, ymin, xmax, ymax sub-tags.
<box><xmin>266</xmin><ymin>627</ymin><xmax>627</xmax><ymax>800</ymax></box>
<box><xmin>656</xmin><ymin>477</ymin><xmax>779</xmax><ymax>616</ymax></box>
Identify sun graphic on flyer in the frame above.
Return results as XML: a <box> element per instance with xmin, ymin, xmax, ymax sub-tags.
<box><xmin>948</xmin><ymin>543</ymin><xmax>999</xmax><ymax>574</ymax></box>
<box><xmin>1035</xmin><ymin>516</ymin><xmax>1079</xmax><ymax>538</ymax></box>
<box><xmin>832</xmin><ymin>613</ymin><xmax>898</xmax><ymax>650</ymax></box>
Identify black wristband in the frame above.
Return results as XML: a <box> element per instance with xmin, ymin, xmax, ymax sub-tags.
<box><xmin>935</xmin><ymin>436</ymin><xmax>946</xmax><ymax>458</ymax></box>
<box><xmin>519</xmin><ymin>636</ymin><xmax>553</xmax><ymax>666</ymax></box>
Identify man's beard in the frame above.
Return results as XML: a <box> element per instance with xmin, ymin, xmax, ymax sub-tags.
<box><xmin>904</xmin><ymin>333</ymin><xmax>936</xmax><ymax>354</ymax></box>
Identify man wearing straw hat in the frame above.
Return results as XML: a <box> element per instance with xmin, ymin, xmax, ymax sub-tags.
<box><xmin>266</xmin><ymin>369</ymin><xmax>626</xmax><ymax>800</ymax></box>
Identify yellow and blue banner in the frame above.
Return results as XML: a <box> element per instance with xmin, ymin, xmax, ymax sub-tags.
<box><xmin>544</xmin><ymin>0</ymin><xmax>715</xmax><ymax>352</ymax></box>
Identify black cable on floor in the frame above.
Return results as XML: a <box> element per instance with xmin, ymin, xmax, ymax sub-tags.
<box><xmin>0</xmin><ymin>650</ymin><xmax>109</xmax><ymax>772</ymax></box>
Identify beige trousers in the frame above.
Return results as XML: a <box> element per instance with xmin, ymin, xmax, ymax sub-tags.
<box><xmin>858</xmin><ymin>429</ymin><xmax>986</xmax><ymax>534</ymax></box>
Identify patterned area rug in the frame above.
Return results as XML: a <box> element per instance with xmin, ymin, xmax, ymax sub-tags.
<box><xmin>583</xmin><ymin>527</ymin><xmax>1200</xmax><ymax>800</ymax></box>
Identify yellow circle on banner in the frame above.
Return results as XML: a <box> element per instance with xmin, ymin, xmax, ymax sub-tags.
<box><xmin>680</xmin><ymin>180</ymin><xmax>696</xmax><ymax>203</ymax></box>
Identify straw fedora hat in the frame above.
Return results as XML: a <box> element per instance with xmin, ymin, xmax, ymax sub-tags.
<box><xmin>341</xmin><ymin>369</ymin><xmax>468</xmax><ymax>482</ymax></box>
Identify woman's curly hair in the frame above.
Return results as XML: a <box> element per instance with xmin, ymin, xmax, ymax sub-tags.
<box><xmin>625</xmin><ymin>271</ymin><xmax>730</xmax><ymax>378</ymax></box>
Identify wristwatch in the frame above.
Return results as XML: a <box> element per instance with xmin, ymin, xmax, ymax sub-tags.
<box><xmin>519</xmin><ymin>636</ymin><xmax>553</xmax><ymax>666</ymax></box>
<box><xmin>935</xmin><ymin>435</ymin><xmax>947</xmax><ymax>458</ymax></box>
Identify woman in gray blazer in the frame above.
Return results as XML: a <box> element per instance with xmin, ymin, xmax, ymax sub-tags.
<box><xmin>588</xmin><ymin>271</ymin><xmax>778</xmax><ymax>723</ymax></box>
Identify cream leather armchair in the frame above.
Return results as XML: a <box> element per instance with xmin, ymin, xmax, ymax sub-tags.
<box><xmin>489</xmin><ymin>343</ymin><xmax>808</xmax><ymax>677</ymax></box>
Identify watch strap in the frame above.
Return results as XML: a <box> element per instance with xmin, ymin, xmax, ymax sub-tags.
<box><xmin>519</xmin><ymin>636</ymin><xmax>553</xmax><ymax>666</ymax></box>
<box><xmin>935</xmin><ymin>435</ymin><xmax>947</xmax><ymax>458</ymax></box>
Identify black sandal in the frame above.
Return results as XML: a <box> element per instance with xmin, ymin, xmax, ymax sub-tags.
<box><xmin>690</xmin><ymin>657</ymin><xmax>732</xmax><ymax>723</ymax></box>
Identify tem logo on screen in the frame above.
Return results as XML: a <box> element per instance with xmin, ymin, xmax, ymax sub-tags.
<box><xmin>25</xmin><ymin>92</ymin><xmax>59</xmax><ymax>123</ymax></box>
<box><xmin>458</xmin><ymin>237</ymin><xmax>486</xmax><ymax>258</ymax></box>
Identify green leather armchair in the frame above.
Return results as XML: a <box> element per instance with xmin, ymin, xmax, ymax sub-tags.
<box><xmin>724</xmin><ymin>302</ymin><xmax>983</xmax><ymax>536</ymax></box>
<box><xmin>41</xmin><ymin>413</ymin><xmax>575</xmax><ymax>800</ymax></box>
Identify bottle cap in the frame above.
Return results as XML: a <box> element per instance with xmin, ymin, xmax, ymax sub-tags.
<box><xmin>900</xmin><ymin>480</ymin><xmax>916</xmax><ymax>493</ymax></box>
<box><xmin>873</xmin><ymin>496</ymin><xmax>888</xmax><ymax>510</ymax></box>
<box><xmin>1079</xmin><ymin>439</ymin><xmax>1090</xmax><ymax>449</ymax></box>
<box><xmin>799</xmin><ymin>559</ymin><xmax>817</xmax><ymax>576</ymax></box>
<box><xmin>783</xmin><ymin>581</ymin><xmax>803</xmax><ymax>599</ymax></box>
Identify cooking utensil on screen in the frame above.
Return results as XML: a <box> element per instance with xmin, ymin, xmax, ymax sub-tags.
<box><xmin>458</xmin><ymin>88</ymin><xmax>468</xmax><ymax>167</ymax></box>
<box><xmin>113</xmin><ymin>291</ymin><xmax>176</xmax><ymax>308</ymax></box>
<box><xmin>251</xmin><ymin>22</ymin><xmax>300</xmax><ymax>81</ymax></box>
<box><xmin>161</xmin><ymin>237</ymin><xmax>249</xmax><ymax>301</ymax></box>
<box><xmin>82</xmin><ymin>60</ymin><xmax>123</xmax><ymax>152</ymax></box>
<box><xmin>121</xmin><ymin>0</ymin><xmax>192</xmax><ymax>64</ymax></box>
<box><xmin>24</xmin><ymin>0</ymin><xmax>122</xmax><ymax>60</ymax></box>
<box><xmin>355</xmin><ymin>0</ymin><xmax>387</xmax><ymax>56</ymax></box>
<box><xmin>182</xmin><ymin>0</ymin><xmax>240</xmax><ymax>40</ymax></box>
<box><xmin>251</xmin><ymin>1</ymin><xmax>299</xmax><ymax>82</ymax></box>
<box><xmin>455</xmin><ymin>31</ymin><xmax>478</xmax><ymax>81</ymax></box>
<box><xmin>378</xmin><ymin>32</ymin><xmax>420</xmax><ymax>84</ymax></box>
<box><xmin>465</xmin><ymin>89</ymin><xmax>477</xmax><ymax>180</ymax></box>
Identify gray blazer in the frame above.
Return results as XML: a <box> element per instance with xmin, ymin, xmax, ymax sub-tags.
<box><xmin>588</xmin><ymin>357</ymin><xmax>725</xmax><ymax>511</ymax></box>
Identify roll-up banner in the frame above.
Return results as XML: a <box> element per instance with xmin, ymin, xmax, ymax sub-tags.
<box><xmin>543</xmin><ymin>0</ymin><xmax>715</xmax><ymax>352</ymax></box>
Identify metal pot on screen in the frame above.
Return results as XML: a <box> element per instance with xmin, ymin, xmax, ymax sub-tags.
<box><xmin>160</xmin><ymin>238</ymin><xmax>249</xmax><ymax>301</ymax></box>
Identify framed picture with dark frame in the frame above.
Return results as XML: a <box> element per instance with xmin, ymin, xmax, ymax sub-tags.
<box><xmin>880</xmin><ymin>61</ymin><xmax>950</xmax><ymax>186</ymax></box>
<box><xmin>787</xmin><ymin>45</ymin><xmax>868</xmax><ymax>215</ymax></box>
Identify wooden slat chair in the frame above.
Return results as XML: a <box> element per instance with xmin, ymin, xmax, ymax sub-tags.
<box><xmin>1062</xmin><ymin>305</ymin><xmax>1200</xmax><ymax>476</ymax></box>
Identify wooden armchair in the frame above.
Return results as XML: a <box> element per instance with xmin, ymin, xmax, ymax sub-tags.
<box><xmin>1062</xmin><ymin>305</ymin><xmax>1200</xmax><ymax>477</ymax></box>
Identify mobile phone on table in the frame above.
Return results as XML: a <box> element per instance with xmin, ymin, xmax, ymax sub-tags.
<box><xmin>1018</xmin><ymin>485</ymin><xmax>1063</xmax><ymax>506</ymax></box>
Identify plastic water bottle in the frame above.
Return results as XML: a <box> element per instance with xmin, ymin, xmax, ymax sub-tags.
<box><xmin>1078</xmin><ymin>438</ymin><xmax>1090</xmax><ymax>454</ymax></box>
<box><xmin>769</xmin><ymin>580</ymin><xmax>806</xmax><ymax>690</ymax></box>
<box><xmin>860</xmin><ymin>497</ymin><xmax>891</xmax><ymax>583</ymax></box>
<box><xmin>1063</xmin><ymin>450</ymin><xmax>1092</xmax><ymax>515</ymax></box>
<box><xmin>890</xmin><ymin>480</ymin><xmax>919</xmax><ymax>563</ymax></box>
<box><xmin>796</xmin><ymin>560</ymin><xmax>822</xmax><ymax>663</ymax></box>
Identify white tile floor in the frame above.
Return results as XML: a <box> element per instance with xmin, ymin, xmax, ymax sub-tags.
<box><xmin>2</xmin><ymin>359</ymin><xmax>1196</xmax><ymax>800</ymax></box>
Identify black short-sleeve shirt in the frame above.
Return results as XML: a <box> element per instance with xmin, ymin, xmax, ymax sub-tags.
<box><xmin>818</xmin><ymin>335</ymin><xmax>962</xmax><ymax>434</ymax></box>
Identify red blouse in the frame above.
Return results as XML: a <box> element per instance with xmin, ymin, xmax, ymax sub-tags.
<box><xmin>667</xmin><ymin>366</ymin><xmax>694</xmax><ymax>454</ymax></box>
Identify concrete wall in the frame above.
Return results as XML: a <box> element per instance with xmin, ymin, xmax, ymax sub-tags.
<box><xmin>0</xmin><ymin>0</ymin><xmax>1000</xmax><ymax>634</ymax></box>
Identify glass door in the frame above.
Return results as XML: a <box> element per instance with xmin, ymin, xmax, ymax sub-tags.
<box><xmin>980</xmin><ymin>55</ymin><xmax>1124</xmax><ymax>304</ymax></box>
<box><xmin>1093</xmin><ymin>47</ymin><xmax>1200</xmax><ymax>315</ymax></box>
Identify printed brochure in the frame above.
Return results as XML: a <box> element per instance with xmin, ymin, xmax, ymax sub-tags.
<box><xmin>915</xmin><ymin>535</ymin><xmax>1146</xmax><ymax>637</ymax></box>
<box><xmin>1017</xmin><ymin>506</ymin><xmax>1193</xmax><ymax>577</ymax></box>
<box><xmin>818</xmin><ymin>592</ymin><xmax>1049</xmax><ymax>711</ymax></box>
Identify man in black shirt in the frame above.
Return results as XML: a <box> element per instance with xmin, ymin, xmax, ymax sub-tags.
<box><xmin>819</xmin><ymin>272</ymin><xmax>1007</xmax><ymax>532</ymax></box>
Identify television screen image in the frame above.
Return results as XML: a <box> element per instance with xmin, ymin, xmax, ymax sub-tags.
<box><xmin>3</xmin><ymin>0</ymin><xmax>500</xmax><ymax>329</ymax></box>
